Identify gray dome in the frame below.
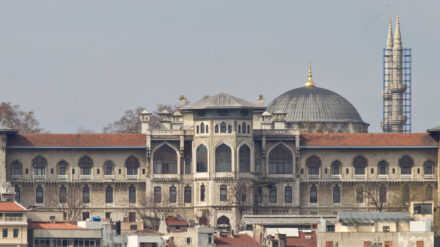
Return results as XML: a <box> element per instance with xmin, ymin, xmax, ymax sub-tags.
<box><xmin>267</xmin><ymin>87</ymin><xmax>365</xmax><ymax>124</ymax></box>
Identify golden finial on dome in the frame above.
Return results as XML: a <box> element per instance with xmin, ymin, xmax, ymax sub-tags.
<box><xmin>304</xmin><ymin>63</ymin><xmax>316</xmax><ymax>88</ymax></box>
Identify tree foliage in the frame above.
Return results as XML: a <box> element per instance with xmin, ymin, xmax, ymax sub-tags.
<box><xmin>0</xmin><ymin>102</ymin><xmax>44</xmax><ymax>133</ymax></box>
<box><xmin>103</xmin><ymin>104</ymin><xmax>177</xmax><ymax>133</ymax></box>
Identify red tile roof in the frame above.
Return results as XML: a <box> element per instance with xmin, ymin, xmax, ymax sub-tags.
<box><xmin>30</xmin><ymin>222</ymin><xmax>85</xmax><ymax>230</ymax></box>
<box><xmin>166</xmin><ymin>216</ymin><xmax>188</xmax><ymax>227</ymax></box>
<box><xmin>286</xmin><ymin>231</ymin><xmax>317</xmax><ymax>247</ymax></box>
<box><xmin>0</xmin><ymin>202</ymin><xmax>26</xmax><ymax>212</ymax></box>
<box><xmin>8</xmin><ymin>134</ymin><xmax>146</xmax><ymax>147</ymax></box>
<box><xmin>215</xmin><ymin>234</ymin><xmax>263</xmax><ymax>247</ymax></box>
<box><xmin>301</xmin><ymin>133</ymin><xmax>437</xmax><ymax>147</ymax></box>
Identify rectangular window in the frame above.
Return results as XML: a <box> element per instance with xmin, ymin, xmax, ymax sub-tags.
<box><xmin>105</xmin><ymin>212</ymin><xmax>112</xmax><ymax>220</ymax></box>
<box><xmin>2</xmin><ymin>229</ymin><xmax>7</xmax><ymax>238</ymax></box>
<box><xmin>383</xmin><ymin>226</ymin><xmax>390</xmax><ymax>232</ymax></box>
<box><xmin>326</xmin><ymin>225</ymin><xmax>335</xmax><ymax>232</ymax></box>
<box><xmin>269</xmin><ymin>187</ymin><xmax>277</xmax><ymax>203</ymax></box>
<box><xmin>82</xmin><ymin>212</ymin><xmax>90</xmax><ymax>221</ymax></box>
<box><xmin>128</xmin><ymin>212</ymin><xmax>136</xmax><ymax>222</ymax></box>
<box><xmin>414</xmin><ymin>203</ymin><xmax>432</xmax><ymax>214</ymax></box>
<box><xmin>185</xmin><ymin>159</ymin><xmax>191</xmax><ymax>174</ymax></box>
<box><xmin>13</xmin><ymin>229</ymin><xmax>18</xmax><ymax>238</ymax></box>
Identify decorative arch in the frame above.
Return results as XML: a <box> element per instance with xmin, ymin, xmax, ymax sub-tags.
<box><xmin>79</xmin><ymin>155</ymin><xmax>93</xmax><ymax>175</ymax></box>
<box><xmin>126</xmin><ymin>155</ymin><xmax>139</xmax><ymax>175</ymax></box>
<box><xmin>268</xmin><ymin>143</ymin><xmax>293</xmax><ymax>174</ymax></box>
<box><xmin>353</xmin><ymin>155</ymin><xmax>367</xmax><ymax>175</ymax></box>
<box><xmin>104</xmin><ymin>161</ymin><xmax>114</xmax><ymax>176</ymax></box>
<box><xmin>57</xmin><ymin>160</ymin><xmax>68</xmax><ymax>176</ymax></box>
<box><xmin>153</xmin><ymin>143</ymin><xmax>179</xmax><ymax>174</ymax></box>
<box><xmin>331</xmin><ymin>160</ymin><xmax>341</xmax><ymax>175</ymax></box>
<box><xmin>217</xmin><ymin>215</ymin><xmax>230</xmax><ymax>229</ymax></box>
<box><xmin>220</xmin><ymin>122</ymin><xmax>227</xmax><ymax>133</ymax></box>
<box><xmin>238</xmin><ymin>144</ymin><xmax>251</xmax><ymax>172</ymax></box>
<box><xmin>215</xmin><ymin>144</ymin><xmax>232</xmax><ymax>172</ymax></box>
<box><xmin>196</xmin><ymin>144</ymin><xmax>208</xmax><ymax>172</ymax></box>
<box><xmin>306</xmin><ymin>156</ymin><xmax>321</xmax><ymax>175</ymax></box>
<box><xmin>378</xmin><ymin>160</ymin><xmax>388</xmax><ymax>175</ymax></box>
<box><xmin>424</xmin><ymin>160</ymin><xmax>435</xmax><ymax>175</ymax></box>
<box><xmin>399</xmin><ymin>155</ymin><xmax>414</xmax><ymax>175</ymax></box>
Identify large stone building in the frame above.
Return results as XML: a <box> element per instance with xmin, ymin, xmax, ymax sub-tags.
<box><xmin>0</xmin><ymin>16</ymin><xmax>437</xmax><ymax>232</ymax></box>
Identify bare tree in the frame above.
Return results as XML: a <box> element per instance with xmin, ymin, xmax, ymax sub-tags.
<box><xmin>0</xmin><ymin>102</ymin><xmax>45</xmax><ymax>133</ymax></box>
<box><xmin>49</xmin><ymin>185</ymin><xmax>85</xmax><ymax>221</ymax></box>
<box><xmin>103</xmin><ymin>104</ymin><xmax>177</xmax><ymax>133</ymax></box>
<box><xmin>135</xmin><ymin>191</ymin><xmax>172</xmax><ymax>231</ymax></box>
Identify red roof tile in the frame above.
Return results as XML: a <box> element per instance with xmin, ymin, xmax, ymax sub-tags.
<box><xmin>301</xmin><ymin>133</ymin><xmax>437</xmax><ymax>147</ymax></box>
<box><xmin>0</xmin><ymin>202</ymin><xmax>26</xmax><ymax>212</ymax></box>
<box><xmin>30</xmin><ymin>222</ymin><xmax>85</xmax><ymax>230</ymax></box>
<box><xmin>8</xmin><ymin>134</ymin><xmax>146</xmax><ymax>147</ymax></box>
<box><xmin>286</xmin><ymin>231</ymin><xmax>317</xmax><ymax>247</ymax></box>
<box><xmin>215</xmin><ymin>234</ymin><xmax>263</xmax><ymax>247</ymax></box>
<box><xmin>166</xmin><ymin>216</ymin><xmax>188</xmax><ymax>227</ymax></box>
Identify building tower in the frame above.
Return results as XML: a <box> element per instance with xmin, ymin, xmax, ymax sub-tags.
<box><xmin>381</xmin><ymin>15</ymin><xmax>412</xmax><ymax>133</ymax></box>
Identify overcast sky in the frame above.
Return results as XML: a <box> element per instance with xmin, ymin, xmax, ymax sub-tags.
<box><xmin>0</xmin><ymin>0</ymin><xmax>438</xmax><ymax>133</ymax></box>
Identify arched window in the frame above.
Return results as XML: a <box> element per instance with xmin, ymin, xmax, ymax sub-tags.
<box><xmin>196</xmin><ymin>145</ymin><xmax>208</xmax><ymax>172</ymax></box>
<box><xmin>399</xmin><ymin>156</ymin><xmax>414</xmax><ymax>175</ymax></box>
<box><xmin>285</xmin><ymin>186</ymin><xmax>292</xmax><ymax>203</ymax></box>
<box><xmin>36</xmin><ymin>185</ymin><xmax>43</xmax><ymax>204</ymax></box>
<box><xmin>424</xmin><ymin>161</ymin><xmax>434</xmax><ymax>175</ymax></box>
<box><xmin>83</xmin><ymin>185</ymin><xmax>90</xmax><ymax>203</ymax></box>
<box><xmin>220</xmin><ymin>185</ymin><xmax>227</xmax><ymax>201</ymax></box>
<box><xmin>217</xmin><ymin>216</ymin><xmax>230</xmax><ymax>229</ymax></box>
<box><xmin>153</xmin><ymin>145</ymin><xmax>178</xmax><ymax>174</ymax></box>
<box><xmin>333</xmin><ymin>185</ymin><xmax>340</xmax><ymax>203</ymax></box>
<box><xmin>200</xmin><ymin>185</ymin><xmax>206</xmax><ymax>202</ymax></box>
<box><xmin>184</xmin><ymin>186</ymin><xmax>192</xmax><ymax>203</ymax></box>
<box><xmin>106</xmin><ymin>186</ymin><xmax>113</xmax><ymax>204</ymax></box>
<box><xmin>215</xmin><ymin>124</ymin><xmax>219</xmax><ymax>133</ymax></box>
<box><xmin>220</xmin><ymin>122</ymin><xmax>227</xmax><ymax>133</ymax></box>
<box><xmin>353</xmin><ymin>156</ymin><xmax>367</xmax><ymax>175</ymax></box>
<box><xmin>379</xmin><ymin>185</ymin><xmax>387</xmax><ymax>203</ymax></box>
<box><xmin>356</xmin><ymin>186</ymin><xmax>363</xmax><ymax>203</ymax></box>
<box><xmin>238</xmin><ymin>125</ymin><xmax>241</xmax><ymax>134</ymax></box>
<box><xmin>56</xmin><ymin>161</ymin><xmax>67</xmax><ymax>176</ymax></box>
<box><xmin>33</xmin><ymin>156</ymin><xmax>47</xmax><ymax>175</ymax></box>
<box><xmin>154</xmin><ymin>186</ymin><xmax>161</xmax><ymax>203</ymax></box>
<box><xmin>104</xmin><ymin>161</ymin><xmax>113</xmax><ymax>175</ymax></box>
<box><xmin>378</xmin><ymin>160</ymin><xmax>388</xmax><ymax>175</ymax></box>
<box><xmin>268</xmin><ymin>145</ymin><xmax>293</xmax><ymax>174</ymax></box>
<box><xmin>79</xmin><ymin>155</ymin><xmax>93</xmax><ymax>175</ymax></box>
<box><xmin>239</xmin><ymin>145</ymin><xmax>251</xmax><ymax>172</ymax></box>
<box><xmin>201</xmin><ymin>123</ymin><xmax>205</xmax><ymax>133</ymax></box>
<box><xmin>215</xmin><ymin>144</ymin><xmax>232</xmax><ymax>172</ymax></box>
<box><xmin>129</xmin><ymin>185</ymin><xmax>136</xmax><ymax>204</ymax></box>
<box><xmin>59</xmin><ymin>185</ymin><xmax>67</xmax><ymax>204</ymax></box>
<box><xmin>227</xmin><ymin>124</ymin><xmax>232</xmax><ymax>133</ymax></box>
<box><xmin>242</xmin><ymin>122</ymin><xmax>246</xmax><ymax>134</ymax></box>
<box><xmin>11</xmin><ymin>161</ymin><xmax>22</xmax><ymax>176</ymax></box>
<box><xmin>169</xmin><ymin>186</ymin><xmax>177</xmax><ymax>203</ymax></box>
<box><xmin>332</xmin><ymin>161</ymin><xmax>341</xmax><ymax>175</ymax></box>
<box><xmin>310</xmin><ymin>185</ymin><xmax>317</xmax><ymax>203</ymax></box>
<box><xmin>269</xmin><ymin>187</ymin><xmax>277</xmax><ymax>203</ymax></box>
<box><xmin>306</xmin><ymin>156</ymin><xmax>321</xmax><ymax>175</ymax></box>
<box><xmin>14</xmin><ymin>185</ymin><xmax>20</xmax><ymax>203</ymax></box>
<box><xmin>426</xmin><ymin>184</ymin><xmax>433</xmax><ymax>200</ymax></box>
<box><xmin>126</xmin><ymin>156</ymin><xmax>139</xmax><ymax>175</ymax></box>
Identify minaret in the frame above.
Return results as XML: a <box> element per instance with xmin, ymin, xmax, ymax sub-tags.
<box><xmin>389</xmin><ymin>15</ymin><xmax>407</xmax><ymax>132</ymax></box>
<box><xmin>381</xmin><ymin>19</ymin><xmax>393</xmax><ymax>132</ymax></box>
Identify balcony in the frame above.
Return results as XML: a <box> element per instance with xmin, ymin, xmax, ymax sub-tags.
<box><xmin>104</xmin><ymin>175</ymin><xmax>115</xmax><ymax>180</ymax></box>
<box><xmin>79</xmin><ymin>174</ymin><xmax>93</xmax><ymax>180</ymax></box>
<box><xmin>126</xmin><ymin>174</ymin><xmax>139</xmax><ymax>180</ymax></box>
<box><xmin>378</xmin><ymin>174</ymin><xmax>389</xmax><ymax>179</ymax></box>
<box><xmin>57</xmin><ymin>175</ymin><xmax>68</xmax><ymax>180</ymax></box>
<box><xmin>401</xmin><ymin>174</ymin><xmax>413</xmax><ymax>179</ymax></box>
<box><xmin>1</xmin><ymin>216</ymin><xmax>24</xmax><ymax>222</ymax></box>
<box><xmin>11</xmin><ymin>174</ymin><xmax>22</xmax><ymax>180</ymax></box>
<box><xmin>33</xmin><ymin>174</ymin><xmax>46</xmax><ymax>180</ymax></box>
<box><xmin>353</xmin><ymin>174</ymin><xmax>366</xmax><ymax>179</ymax></box>
<box><xmin>331</xmin><ymin>174</ymin><xmax>341</xmax><ymax>179</ymax></box>
<box><xmin>424</xmin><ymin>174</ymin><xmax>434</xmax><ymax>179</ymax></box>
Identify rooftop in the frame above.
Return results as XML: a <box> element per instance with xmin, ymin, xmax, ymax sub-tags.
<box><xmin>0</xmin><ymin>202</ymin><xmax>26</xmax><ymax>212</ymax></box>
<box><xmin>286</xmin><ymin>231</ymin><xmax>317</xmax><ymax>247</ymax></box>
<box><xmin>214</xmin><ymin>234</ymin><xmax>263</xmax><ymax>247</ymax></box>
<box><xmin>184</xmin><ymin>93</ymin><xmax>263</xmax><ymax>110</ymax></box>
<box><xmin>30</xmin><ymin>222</ymin><xmax>85</xmax><ymax>230</ymax></box>
<box><xmin>338</xmin><ymin>212</ymin><xmax>411</xmax><ymax>224</ymax></box>
<box><xmin>166</xmin><ymin>216</ymin><xmax>188</xmax><ymax>227</ymax></box>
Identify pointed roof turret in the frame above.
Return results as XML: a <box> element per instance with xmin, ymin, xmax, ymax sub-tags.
<box><xmin>386</xmin><ymin>18</ymin><xmax>393</xmax><ymax>49</ymax></box>
<box><xmin>393</xmin><ymin>14</ymin><xmax>402</xmax><ymax>46</ymax></box>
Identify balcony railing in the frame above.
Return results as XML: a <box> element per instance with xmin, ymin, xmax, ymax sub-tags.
<box><xmin>126</xmin><ymin>174</ymin><xmax>139</xmax><ymax>180</ymax></box>
<box><xmin>378</xmin><ymin>174</ymin><xmax>389</xmax><ymax>179</ymax></box>
<box><xmin>331</xmin><ymin>174</ymin><xmax>341</xmax><ymax>179</ymax></box>
<box><xmin>0</xmin><ymin>187</ymin><xmax>15</xmax><ymax>194</ymax></box>
<box><xmin>11</xmin><ymin>174</ymin><xmax>22</xmax><ymax>180</ymax></box>
<box><xmin>33</xmin><ymin>174</ymin><xmax>46</xmax><ymax>180</ymax></box>
<box><xmin>104</xmin><ymin>175</ymin><xmax>115</xmax><ymax>180</ymax></box>
<box><xmin>424</xmin><ymin>174</ymin><xmax>434</xmax><ymax>179</ymax></box>
<box><xmin>79</xmin><ymin>175</ymin><xmax>93</xmax><ymax>180</ymax></box>
<box><xmin>57</xmin><ymin>175</ymin><xmax>68</xmax><ymax>180</ymax></box>
<box><xmin>353</xmin><ymin>174</ymin><xmax>366</xmax><ymax>179</ymax></box>
<box><xmin>401</xmin><ymin>174</ymin><xmax>413</xmax><ymax>179</ymax></box>
<box><xmin>0</xmin><ymin>216</ymin><xmax>24</xmax><ymax>222</ymax></box>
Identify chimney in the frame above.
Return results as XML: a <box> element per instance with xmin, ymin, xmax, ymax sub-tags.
<box><xmin>139</xmin><ymin>110</ymin><xmax>152</xmax><ymax>134</ymax></box>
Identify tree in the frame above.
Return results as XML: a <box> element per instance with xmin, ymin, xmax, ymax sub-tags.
<box><xmin>103</xmin><ymin>104</ymin><xmax>177</xmax><ymax>133</ymax></box>
<box><xmin>0</xmin><ymin>102</ymin><xmax>44</xmax><ymax>133</ymax></box>
<box><xmin>48</xmin><ymin>185</ymin><xmax>86</xmax><ymax>221</ymax></box>
<box><xmin>135</xmin><ymin>191</ymin><xmax>171</xmax><ymax>231</ymax></box>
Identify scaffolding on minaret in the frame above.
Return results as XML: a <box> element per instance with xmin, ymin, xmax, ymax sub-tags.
<box><xmin>382</xmin><ymin>48</ymin><xmax>412</xmax><ymax>133</ymax></box>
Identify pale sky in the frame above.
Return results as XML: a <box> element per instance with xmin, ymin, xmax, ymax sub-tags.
<box><xmin>0</xmin><ymin>0</ymin><xmax>439</xmax><ymax>133</ymax></box>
